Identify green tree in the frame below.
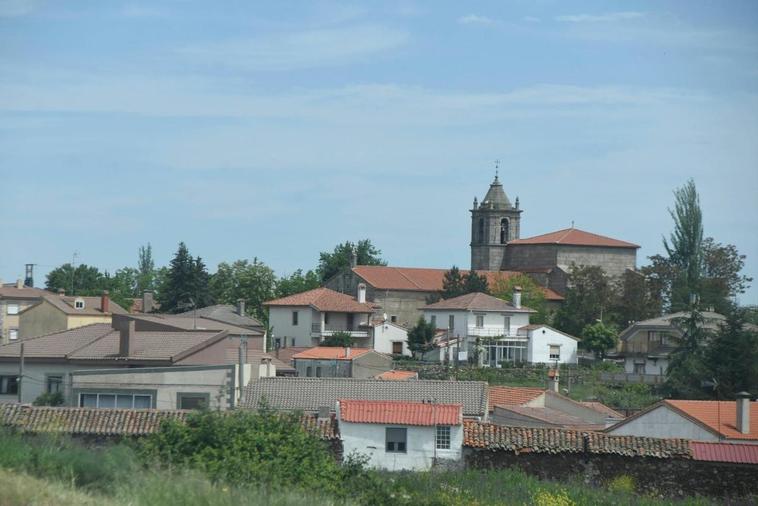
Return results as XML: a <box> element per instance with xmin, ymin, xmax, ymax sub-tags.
<box><xmin>490</xmin><ymin>272</ymin><xmax>547</xmax><ymax>323</ymax></box>
<box><xmin>639</xmin><ymin>254</ymin><xmax>680</xmax><ymax>314</ymax></box>
<box><xmin>45</xmin><ymin>263</ymin><xmax>105</xmax><ymax>295</ymax></box>
<box><xmin>407</xmin><ymin>317</ymin><xmax>436</xmax><ymax>358</ymax></box>
<box><xmin>463</xmin><ymin>270</ymin><xmax>489</xmax><ymax>294</ymax></box>
<box><xmin>663</xmin><ymin>179</ymin><xmax>704</xmax><ymax>311</ymax></box>
<box><xmin>317</xmin><ymin>239</ymin><xmax>386</xmax><ymax>282</ymax></box>
<box><xmin>554</xmin><ymin>265</ymin><xmax>614</xmax><ymax>336</ymax></box>
<box><xmin>580</xmin><ymin>321</ymin><xmax>618</xmax><ymax>359</ymax></box>
<box><xmin>612</xmin><ymin>270</ymin><xmax>659</xmax><ymax>328</ymax></box>
<box><xmin>157</xmin><ymin>243</ymin><xmax>213</xmax><ymax>314</ymax></box>
<box><xmin>700</xmin><ymin>238</ymin><xmax>753</xmax><ymax>313</ymax></box>
<box><xmin>320</xmin><ymin>331</ymin><xmax>354</xmax><ymax>347</ymax></box>
<box><xmin>276</xmin><ymin>269</ymin><xmax>320</xmax><ymax>298</ymax></box>
<box><xmin>105</xmin><ymin>267</ymin><xmax>139</xmax><ymax>309</ymax></box>
<box><xmin>664</xmin><ymin>309</ymin><xmax>712</xmax><ymax>399</ymax></box>
<box><xmin>705</xmin><ymin>305</ymin><xmax>758</xmax><ymax>398</ymax></box>
<box><xmin>441</xmin><ymin>266</ymin><xmax>465</xmax><ymax>299</ymax></box>
<box><xmin>210</xmin><ymin>258</ymin><xmax>276</xmax><ymax>322</ymax></box>
<box><xmin>136</xmin><ymin>243</ymin><xmax>156</xmax><ymax>294</ymax></box>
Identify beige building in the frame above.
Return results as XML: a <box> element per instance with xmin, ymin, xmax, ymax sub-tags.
<box><xmin>0</xmin><ymin>282</ymin><xmax>50</xmax><ymax>344</ymax></box>
<box><xmin>18</xmin><ymin>291</ymin><xmax>127</xmax><ymax>339</ymax></box>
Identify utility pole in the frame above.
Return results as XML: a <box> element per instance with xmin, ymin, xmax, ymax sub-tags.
<box><xmin>18</xmin><ymin>343</ymin><xmax>24</xmax><ymax>403</ymax></box>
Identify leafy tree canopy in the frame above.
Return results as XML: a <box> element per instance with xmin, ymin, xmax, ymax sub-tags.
<box><xmin>490</xmin><ymin>272</ymin><xmax>547</xmax><ymax>323</ymax></box>
<box><xmin>276</xmin><ymin>269</ymin><xmax>320</xmax><ymax>298</ymax></box>
<box><xmin>317</xmin><ymin>239</ymin><xmax>386</xmax><ymax>282</ymax></box>
<box><xmin>580</xmin><ymin>321</ymin><xmax>618</xmax><ymax>359</ymax></box>
<box><xmin>156</xmin><ymin>242</ymin><xmax>213</xmax><ymax>314</ymax></box>
<box><xmin>320</xmin><ymin>331</ymin><xmax>354</xmax><ymax>347</ymax></box>
<box><xmin>553</xmin><ymin>264</ymin><xmax>613</xmax><ymax>336</ymax></box>
<box><xmin>407</xmin><ymin>317</ymin><xmax>437</xmax><ymax>358</ymax></box>
<box><xmin>210</xmin><ymin>258</ymin><xmax>276</xmax><ymax>322</ymax></box>
<box><xmin>663</xmin><ymin>178</ymin><xmax>703</xmax><ymax>295</ymax></box>
<box><xmin>137</xmin><ymin>243</ymin><xmax>156</xmax><ymax>294</ymax></box>
<box><xmin>441</xmin><ymin>266</ymin><xmax>489</xmax><ymax>300</ymax></box>
<box><xmin>611</xmin><ymin>270</ymin><xmax>659</xmax><ymax>328</ymax></box>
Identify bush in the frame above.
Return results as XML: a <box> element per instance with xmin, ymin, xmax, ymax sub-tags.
<box><xmin>608</xmin><ymin>475</ymin><xmax>636</xmax><ymax>494</ymax></box>
<box><xmin>33</xmin><ymin>392</ymin><xmax>65</xmax><ymax>406</ymax></box>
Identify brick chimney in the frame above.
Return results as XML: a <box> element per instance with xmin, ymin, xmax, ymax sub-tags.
<box><xmin>119</xmin><ymin>320</ymin><xmax>135</xmax><ymax>357</ymax></box>
<box><xmin>142</xmin><ymin>290</ymin><xmax>154</xmax><ymax>313</ymax></box>
<box><xmin>101</xmin><ymin>290</ymin><xmax>110</xmax><ymax>314</ymax></box>
<box><xmin>513</xmin><ymin>286</ymin><xmax>522</xmax><ymax>309</ymax></box>
<box><xmin>237</xmin><ymin>298</ymin><xmax>246</xmax><ymax>316</ymax></box>
<box><xmin>736</xmin><ymin>392</ymin><xmax>751</xmax><ymax>435</ymax></box>
<box><xmin>357</xmin><ymin>283</ymin><xmax>366</xmax><ymax>304</ymax></box>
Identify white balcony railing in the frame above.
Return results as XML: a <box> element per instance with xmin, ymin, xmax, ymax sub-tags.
<box><xmin>310</xmin><ymin>324</ymin><xmax>368</xmax><ymax>339</ymax></box>
<box><xmin>467</xmin><ymin>326</ymin><xmax>510</xmax><ymax>337</ymax></box>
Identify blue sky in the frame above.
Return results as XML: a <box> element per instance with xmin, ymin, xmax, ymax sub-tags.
<box><xmin>1</xmin><ymin>0</ymin><xmax>757</xmax><ymax>304</ymax></box>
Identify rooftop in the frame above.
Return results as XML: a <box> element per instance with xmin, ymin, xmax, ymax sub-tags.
<box><xmin>122</xmin><ymin>313</ymin><xmax>261</xmax><ymax>335</ymax></box>
<box><xmin>0</xmin><ymin>285</ymin><xmax>50</xmax><ymax>300</ymax></box>
<box><xmin>494</xmin><ymin>405</ymin><xmax>606</xmax><ymax>431</ymax></box>
<box><xmin>508</xmin><ymin>227</ymin><xmax>639</xmax><ymax>249</ymax></box>
<box><xmin>176</xmin><ymin>304</ymin><xmax>263</xmax><ymax>328</ymax></box>
<box><xmin>479</xmin><ymin>174</ymin><xmax>513</xmax><ymax>210</ymax></box>
<box><xmin>375</xmin><ymin>370</ymin><xmax>418</xmax><ymax>381</ymax></box>
<box><xmin>292</xmin><ymin>347</ymin><xmax>373</xmax><ymax>361</ymax></box>
<box><xmin>264</xmin><ymin>287</ymin><xmax>375</xmax><ymax>313</ymax></box>
<box><xmin>36</xmin><ymin>294</ymin><xmax>128</xmax><ymax>316</ymax></box>
<box><xmin>665</xmin><ymin>399</ymin><xmax>757</xmax><ymax>440</ymax></box>
<box><xmin>580</xmin><ymin>401</ymin><xmax>625</xmax><ymax>419</ymax></box>
<box><xmin>339</xmin><ymin>399</ymin><xmax>462</xmax><ymax>426</ymax></box>
<box><xmin>422</xmin><ymin>292</ymin><xmax>535</xmax><ymax>313</ymax></box>
<box><xmin>488</xmin><ymin>386</ymin><xmax>544</xmax><ymax>411</ymax></box>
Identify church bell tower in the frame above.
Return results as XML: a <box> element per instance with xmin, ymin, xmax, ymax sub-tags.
<box><xmin>470</xmin><ymin>170</ymin><xmax>522</xmax><ymax>271</ymax></box>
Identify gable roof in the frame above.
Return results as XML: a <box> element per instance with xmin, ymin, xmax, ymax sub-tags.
<box><xmin>508</xmin><ymin>228</ymin><xmax>639</xmax><ymax>249</ymax></box>
<box><xmin>264</xmin><ymin>287</ymin><xmax>375</xmax><ymax>313</ymax></box>
<box><xmin>375</xmin><ymin>370</ymin><xmax>418</xmax><ymax>381</ymax></box>
<box><xmin>618</xmin><ymin>311</ymin><xmax>726</xmax><ymax>341</ymax></box>
<box><xmin>339</xmin><ymin>399</ymin><xmax>462</xmax><ymax>426</ymax></box>
<box><xmin>38</xmin><ymin>294</ymin><xmax>128</xmax><ymax>316</ymax></box>
<box><xmin>241</xmin><ymin>377</ymin><xmax>489</xmax><ymax>417</ymax></box>
<box><xmin>176</xmin><ymin>304</ymin><xmax>263</xmax><ymax>328</ymax></box>
<box><xmin>122</xmin><ymin>313</ymin><xmax>261</xmax><ymax>335</ymax></box>
<box><xmin>0</xmin><ymin>285</ymin><xmax>50</xmax><ymax>300</ymax></box>
<box><xmin>0</xmin><ymin>323</ymin><xmax>114</xmax><ymax>359</ymax></box>
<box><xmin>422</xmin><ymin>292</ymin><xmax>534</xmax><ymax>313</ymax></box>
<box><xmin>494</xmin><ymin>405</ymin><xmax>605</xmax><ymax>431</ymax></box>
<box><xmin>608</xmin><ymin>399</ymin><xmax>758</xmax><ymax>441</ymax></box>
<box><xmin>488</xmin><ymin>386</ymin><xmax>545</xmax><ymax>411</ymax></box>
<box><xmin>580</xmin><ymin>401</ymin><xmax>625</xmax><ymax>419</ymax></box>
<box><xmin>293</xmin><ymin>347</ymin><xmax>374</xmax><ymax>361</ymax></box>
<box><xmin>518</xmin><ymin>324</ymin><xmax>580</xmax><ymax>341</ymax></box>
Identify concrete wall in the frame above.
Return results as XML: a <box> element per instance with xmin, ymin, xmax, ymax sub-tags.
<box><xmin>18</xmin><ymin>302</ymin><xmax>67</xmax><ymax>339</ymax></box>
<box><xmin>623</xmin><ymin>357</ymin><xmax>669</xmax><ymax>376</ymax></box>
<box><xmin>1</xmin><ymin>298</ymin><xmax>40</xmax><ymax>344</ymax></box>
<box><xmin>0</xmin><ymin>362</ymin><xmax>116</xmax><ymax>404</ymax></box>
<box><xmin>268</xmin><ymin>306</ymin><xmax>313</xmax><ymax>347</ymax></box>
<box><xmin>295</xmin><ymin>358</ymin><xmax>351</xmax><ymax>378</ymax></box>
<box><xmin>66</xmin><ymin>315</ymin><xmax>112</xmax><ymax>330</ymax></box>
<box><xmin>606</xmin><ymin>405</ymin><xmax>717</xmax><ymax>441</ymax></box>
<box><xmin>371</xmin><ymin>323</ymin><xmax>410</xmax><ymax>356</ymax></box>
<box><xmin>340</xmin><ymin>420</ymin><xmax>463</xmax><ymax>471</ymax></box>
<box><xmin>353</xmin><ymin>352</ymin><xmax>393</xmax><ymax>379</ymax></box>
<box><xmin>527</xmin><ymin>327</ymin><xmax>578</xmax><ymax>364</ymax></box>
<box><xmin>556</xmin><ymin>246</ymin><xmax>636</xmax><ymax>279</ymax></box>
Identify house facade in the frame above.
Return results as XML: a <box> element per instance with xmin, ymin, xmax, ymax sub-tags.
<box><xmin>292</xmin><ymin>347</ymin><xmax>393</xmax><ymax>379</ymax></box>
<box><xmin>18</xmin><ymin>291</ymin><xmax>127</xmax><ymax>339</ymax></box>
<box><xmin>0</xmin><ymin>282</ymin><xmax>49</xmax><ymax>344</ymax></box>
<box><xmin>337</xmin><ymin>399</ymin><xmax>463</xmax><ymax>471</ymax></box>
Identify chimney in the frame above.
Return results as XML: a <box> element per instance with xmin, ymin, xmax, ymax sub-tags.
<box><xmin>513</xmin><ymin>286</ymin><xmax>522</xmax><ymax>309</ymax></box>
<box><xmin>119</xmin><ymin>320</ymin><xmax>135</xmax><ymax>357</ymax></box>
<box><xmin>16</xmin><ymin>278</ymin><xmax>23</xmax><ymax>289</ymax></box>
<box><xmin>345</xmin><ymin>346</ymin><xmax>351</xmax><ymax>359</ymax></box>
<box><xmin>142</xmin><ymin>290</ymin><xmax>154</xmax><ymax>313</ymax></box>
<box><xmin>237</xmin><ymin>298</ymin><xmax>246</xmax><ymax>316</ymax></box>
<box><xmin>317</xmin><ymin>406</ymin><xmax>331</xmax><ymax>421</ymax></box>
<box><xmin>357</xmin><ymin>283</ymin><xmax>366</xmax><ymax>304</ymax></box>
<box><xmin>101</xmin><ymin>290</ymin><xmax>110</xmax><ymax>314</ymax></box>
<box><xmin>736</xmin><ymin>392</ymin><xmax>751</xmax><ymax>435</ymax></box>
<box><xmin>548</xmin><ymin>368</ymin><xmax>559</xmax><ymax>393</ymax></box>
<box><xmin>58</xmin><ymin>288</ymin><xmax>66</xmax><ymax>297</ymax></box>
<box><xmin>349</xmin><ymin>248</ymin><xmax>357</xmax><ymax>268</ymax></box>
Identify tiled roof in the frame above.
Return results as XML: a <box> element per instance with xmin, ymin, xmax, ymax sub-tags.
<box><xmin>463</xmin><ymin>421</ymin><xmax>691</xmax><ymax>458</ymax></box>
<box><xmin>580</xmin><ymin>401</ymin><xmax>625</xmax><ymax>419</ymax></box>
<box><xmin>0</xmin><ymin>323</ymin><xmax>113</xmax><ymax>359</ymax></box>
<box><xmin>488</xmin><ymin>386</ymin><xmax>544</xmax><ymax>411</ymax></box>
<box><xmin>0</xmin><ymin>285</ymin><xmax>50</xmax><ymax>299</ymax></box>
<box><xmin>339</xmin><ymin>399</ymin><xmax>462</xmax><ymax>426</ymax></box>
<box><xmin>423</xmin><ymin>292</ymin><xmax>534</xmax><ymax>312</ymax></box>
<box><xmin>494</xmin><ymin>405</ymin><xmax>605</xmax><ymax>431</ymax></box>
<box><xmin>41</xmin><ymin>295</ymin><xmax>128</xmax><ymax>316</ymax></box>
<box><xmin>124</xmin><ymin>314</ymin><xmax>261</xmax><ymax>335</ymax></box>
<box><xmin>293</xmin><ymin>347</ymin><xmax>373</xmax><ymax>361</ymax></box>
<box><xmin>518</xmin><ymin>324</ymin><xmax>579</xmax><ymax>341</ymax></box>
<box><xmin>350</xmin><ymin>266</ymin><xmax>564</xmax><ymax>301</ymax></box>
<box><xmin>241</xmin><ymin>377</ymin><xmax>489</xmax><ymax>417</ymax></box>
<box><xmin>270</xmin><ymin>347</ymin><xmax>310</xmax><ymax>366</ymax></box>
<box><xmin>664</xmin><ymin>400</ymin><xmax>757</xmax><ymax>440</ymax></box>
<box><xmin>618</xmin><ymin>311</ymin><xmax>726</xmax><ymax>341</ymax></box>
<box><xmin>176</xmin><ymin>304</ymin><xmax>263</xmax><ymax>328</ymax></box>
<box><xmin>690</xmin><ymin>441</ymin><xmax>758</xmax><ymax>464</ymax></box>
<box><xmin>0</xmin><ymin>404</ymin><xmax>339</xmax><ymax>440</ymax></box>
<box><xmin>264</xmin><ymin>288</ymin><xmax>374</xmax><ymax>313</ymax></box>
<box><xmin>375</xmin><ymin>370</ymin><xmax>418</xmax><ymax>380</ymax></box>
<box><xmin>508</xmin><ymin>228</ymin><xmax>639</xmax><ymax>249</ymax></box>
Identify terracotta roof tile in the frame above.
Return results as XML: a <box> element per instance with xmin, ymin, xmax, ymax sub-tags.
<box><xmin>488</xmin><ymin>386</ymin><xmax>545</xmax><ymax>411</ymax></box>
<box><xmin>0</xmin><ymin>286</ymin><xmax>50</xmax><ymax>299</ymax></box>
<box><xmin>264</xmin><ymin>287</ymin><xmax>374</xmax><ymax>313</ymax></box>
<box><xmin>463</xmin><ymin>421</ymin><xmax>691</xmax><ymax>458</ymax></box>
<box><xmin>423</xmin><ymin>292</ymin><xmax>534</xmax><ymax>312</ymax></box>
<box><xmin>690</xmin><ymin>441</ymin><xmax>758</xmax><ymax>464</ymax></box>
<box><xmin>664</xmin><ymin>400</ymin><xmax>758</xmax><ymax>440</ymax></box>
<box><xmin>375</xmin><ymin>370</ymin><xmax>418</xmax><ymax>380</ymax></box>
<box><xmin>39</xmin><ymin>295</ymin><xmax>128</xmax><ymax>316</ymax></box>
<box><xmin>508</xmin><ymin>228</ymin><xmax>639</xmax><ymax>248</ymax></box>
<box><xmin>339</xmin><ymin>399</ymin><xmax>462</xmax><ymax>426</ymax></box>
<box><xmin>125</xmin><ymin>314</ymin><xmax>261</xmax><ymax>335</ymax></box>
<box><xmin>293</xmin><ymin>347</ymin><xmax>373</xmax><ymax>361</ymax></box>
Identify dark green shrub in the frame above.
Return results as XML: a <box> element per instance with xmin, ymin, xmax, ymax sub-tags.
<box><xmin>32</xmin><ymin>391</ymin><xmax>65</xmax><ymax>406</ymax></box>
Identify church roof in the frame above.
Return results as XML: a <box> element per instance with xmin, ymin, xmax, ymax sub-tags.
<box><xmin>480</xmin><ymin>175</ymin><xmax>512</xmax><ymax>209</ymax></box>
<box><xmin>508</xmin><ymin>228</ymin><xmax>639</xmax><ymax>249</ymax></box>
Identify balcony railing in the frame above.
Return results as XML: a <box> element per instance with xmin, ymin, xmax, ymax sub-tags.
<box><xmin>466</xmin><ymin>326</ymin><xmax>510</xmax><ymax>337</ymax></box>
<box><xmin>310</xmin><ymin>323</ymin><xmax>368</xmax><ymax>338</ymax></box>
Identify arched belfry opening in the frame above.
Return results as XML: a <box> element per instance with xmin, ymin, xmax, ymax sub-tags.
<box><xmin>478</xmin><ymin>218</ymin><xmax>485</xmax><ymax>243</ymax></box>
<box><xmin>500</xmin><ymin>218</ymin><xmax>509</xmax><ymax>244</ymax></box>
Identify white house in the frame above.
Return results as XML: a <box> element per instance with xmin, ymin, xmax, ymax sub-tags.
<box><xmin>337</xmin><ymin>399</ymin><xmax>463</xmax><ymax>471</ymax></box>
<box><xmin>369</xmin><ymin>319</ymin><xmax>411</xmax><ymax>356</ymax></box>
<box><xmin>421</xmin><ymin>290</ymin><xmax>578</xmax><ymax>366</ymax></box>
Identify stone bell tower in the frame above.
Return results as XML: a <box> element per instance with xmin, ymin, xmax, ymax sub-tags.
<box><xmin>470</xmin><ymin>170</ymin><xmax>522</xmax><ymax>271</ymax></box>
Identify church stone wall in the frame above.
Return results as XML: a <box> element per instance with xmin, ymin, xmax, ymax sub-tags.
<box><xmin>503</xmin><ymin>244</ymin><xmax>558</xmax><ymax>272</ymax></box>
<box><xmin>471</xmin><ymin>244</ymin><xmax>507</xmax><ymax>272</ymax></box>
<box><xmin>555</xmin><ymin>246</ymin><xmax>636</xmax><ymax>278</ymax></box>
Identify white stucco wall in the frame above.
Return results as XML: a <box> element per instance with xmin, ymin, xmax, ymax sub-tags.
<box><xmin>423</xmin><ymin>309</ymin><xmax>530</xmax><ymax>339</ymax></box>
<box><xmin>339</xmin><ymin>420</ymin><xmax>463</xmax><ymax>471</ymax></box>
<box><xmin>527</xmin><ymin>327</ymin><xmax>578</xmax><ymax>364</ymax></box>
<box><xmin>268</xmin><ymin>306</ymin><xmax>313</xmax><ymax>347</ymax></box>
<box><xmin>372</xmin><ymin>323</ymin><xmax>410</xmax><ymax>356</ymax></box>
<box><xmin>624</xmin><ymin>357</ymin><xmax>669</xmax><ymax>375</ymax></box>
<box><xmin>607</xmin><ymin>405</ymin><xmax>718</xmax><ymax>441</ymax></box>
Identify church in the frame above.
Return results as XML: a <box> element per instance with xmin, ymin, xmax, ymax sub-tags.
<box><xmin>470</xmin><ymin>174</ymin><xmax>639</xmax><ymax>295</ymax></box>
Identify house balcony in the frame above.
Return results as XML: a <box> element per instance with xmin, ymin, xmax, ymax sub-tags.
<box><xmin>467</xmin><ymin>326</ymin><xmax>511</xmax><ymax>338</ymax></box>
<box><xmin>310</xmin><ymin>323</ymin><xmax>368</xmax><ymax>339</ymax></box>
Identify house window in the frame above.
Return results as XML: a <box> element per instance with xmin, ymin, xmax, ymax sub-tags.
<box><xmin>390</xmin><ymin>315</ymin><xmax>397</xmax><ymax>323</ymax></box>
<box><xmin>392</xmin><ymin>342</ymin><xmax>403</xmax><ymax>355</ymax></box>
<box><xmin>347</xmin><ymin>313</ymin><xmax>354</xmax><ymax>328</ymax></box>
<box><xmin>79</xmin><ymin>392</ymin><xmax>152</xmax><ymax>409</ymax></box>
<box><xmin>549</xmin><ymin>345</ymin><xmax>560</xmax><ymax>361</ymax></box>
<box><xmin>315</xmin><ymin>366</ymin><xmax>322</xmax><ymax>378</ymax></box>
<box><xmin>177</xmin><ymin>393</ymin><xmax>209</xmax><ymax>410</ymax></box>
<box><xmin>430</xmin><ymin>315</ymin><xmax>437</xmax><ymax>328</ymax></box>
<box><xmin>448</xmin><ymin>315</ymin><xmax>455</xmax><ymax>330</ymax></box>
<box><xmin>633</xmin><ymin>363</ymin><xmax>646</xmax><ymax>375</ymax></box>
<box><xmin>0</xmin><ymin>375</ymin><xmax>19</xmax><ymax>395</ymax></box>
<box><xmin>436</xmin><ymin>425</ymin><xmax>451</xmax><ymax>450</ymax></box>
<box><xmin>9</xmin><ymin>329</ymin><xmax>18</xmax><ymax>341</ymax></box>
<box><xmin>275</xmin><ymin>337</ymin><xmax>282</xmax><ymax>349</ymax></box>
<box><xmin>7</xmin><ymin>304</ymin><xmax>19</xmax><ymax>315</ymax></box>
<box><xmin>503</xmin><ymin>316</ymin><xmax>511</xmax><ymax>335</ymax></box>
<box><xmin>324</xmin><ymin>312</ymin><xmax>330</xmax><ymax>325</ymax></box>
<box><xmin>46</xmin><ymin>375</ymin><xmax>63</xmax><ymax>394</ymax></box>
<box><xmin>292</xmin><ymin>311</ymin><xmax>299</xmax><ymax>325</ymax></box>
<box><xmin>306</xmin><ymin>366</ymin><xmax>313</xmax><ymax>377</ymax></box>
<box><xmin>74</xmin><ymin>298</ymin><xmax>85</xmax><ymax>309</ymax></box>
<box><xmin>386</xmin><ymin>427</ymin><xmax>407</xmax><ymax>453</ymax></box>
<box><xmin>475</xmin><ymin>314</ymin><xmax>484</xmax><ymax>328</ymax></box>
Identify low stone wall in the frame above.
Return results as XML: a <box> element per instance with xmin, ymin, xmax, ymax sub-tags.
<box><xmin>464</xmin><ymin>448</ymin><xmax>757</xmax><ymax>499</ymax></box>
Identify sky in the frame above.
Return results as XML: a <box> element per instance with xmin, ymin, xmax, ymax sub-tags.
<box><xmin>1</xmin><ymin>0</ymin><xmax>757</xmax><ymax>304</ymax></box>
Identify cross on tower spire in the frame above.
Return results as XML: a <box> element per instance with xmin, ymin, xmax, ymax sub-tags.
<box><xmin>494</xmin><ymin>159</ymin><xmax>500</xmax><ymax>181</ymax></box>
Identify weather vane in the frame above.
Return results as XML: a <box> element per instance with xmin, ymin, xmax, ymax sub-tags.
<box><xmin>494</xmin><ymin>159</ymin><xmax>500</xmax><ymax>179</ymax></box>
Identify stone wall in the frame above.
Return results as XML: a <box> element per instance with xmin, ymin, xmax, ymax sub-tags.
<box><xmin>555</xmin><ymin>246</ymin><xmax>637</xmax><ymax>278</ymax></box>
<box><xmin>504</xmin><ymin>244</ymin><xmax>558</xmax><ymax>272</ymax></box>
<box><xmin>464</xmin><ymin>448</ymin><xmax>756</xmax><ymax>499</ymax></box>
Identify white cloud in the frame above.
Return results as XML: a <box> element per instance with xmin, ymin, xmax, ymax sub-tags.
<box><xmin>458</xmin><ymin>14</ymin><xmax>495</xmax><ymax>26</ymax></box>
<box><xmin>556</xmin><ymin>12</ymin><xmax>645</xmax><ymax>23</ymax></box>
<box><xmin>178</xmin><ymin>25</ymin><xmax>408</xmax><ymax>71</ymax></box>
<box><xmin>0</xmin><ymin>0</ymin><xmax>39</xmax><ymax>17</ymax></box>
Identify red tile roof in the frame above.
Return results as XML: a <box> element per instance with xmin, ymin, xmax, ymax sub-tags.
<box><xmin>488</xmin><ymin>386</ymin><xmax>545</xmax><ymax>411</ymax></box>
<box><xmin>423</xmin><ymin>292</ymin><xmax>535</xmax><ymax>312</ymax></box>
<box><xmin>375</xmin><ymin>370</ymin><xmax>418</xmax><ymax>380</ymax></box>
<box><xmin>339</xmin><ymin>399</ymin><xmax>462</xmax><ymax>426</ymax></box>
<box><xmin>264</xmin><ymin>287</ymin><xmax>374</xmax><ymax>313</ymax></box>
<box><xmin>690</xmin><ymin>441</ymin><xmax>758</xmax><ymax>464</ymax></box>
<box><xmin>664</xmin><ymin>400</ymin><xmax>758</xmax><ymax>440</ymax></box>
<box><xmin>508</xmin><ymin>228</ymin><xmax>639</xmax><ymax>248</ymax></box>
<box><xmin>293</xmin><ymin>347</ymin><xmax>373</xmax><ymax>361</ymax></box>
